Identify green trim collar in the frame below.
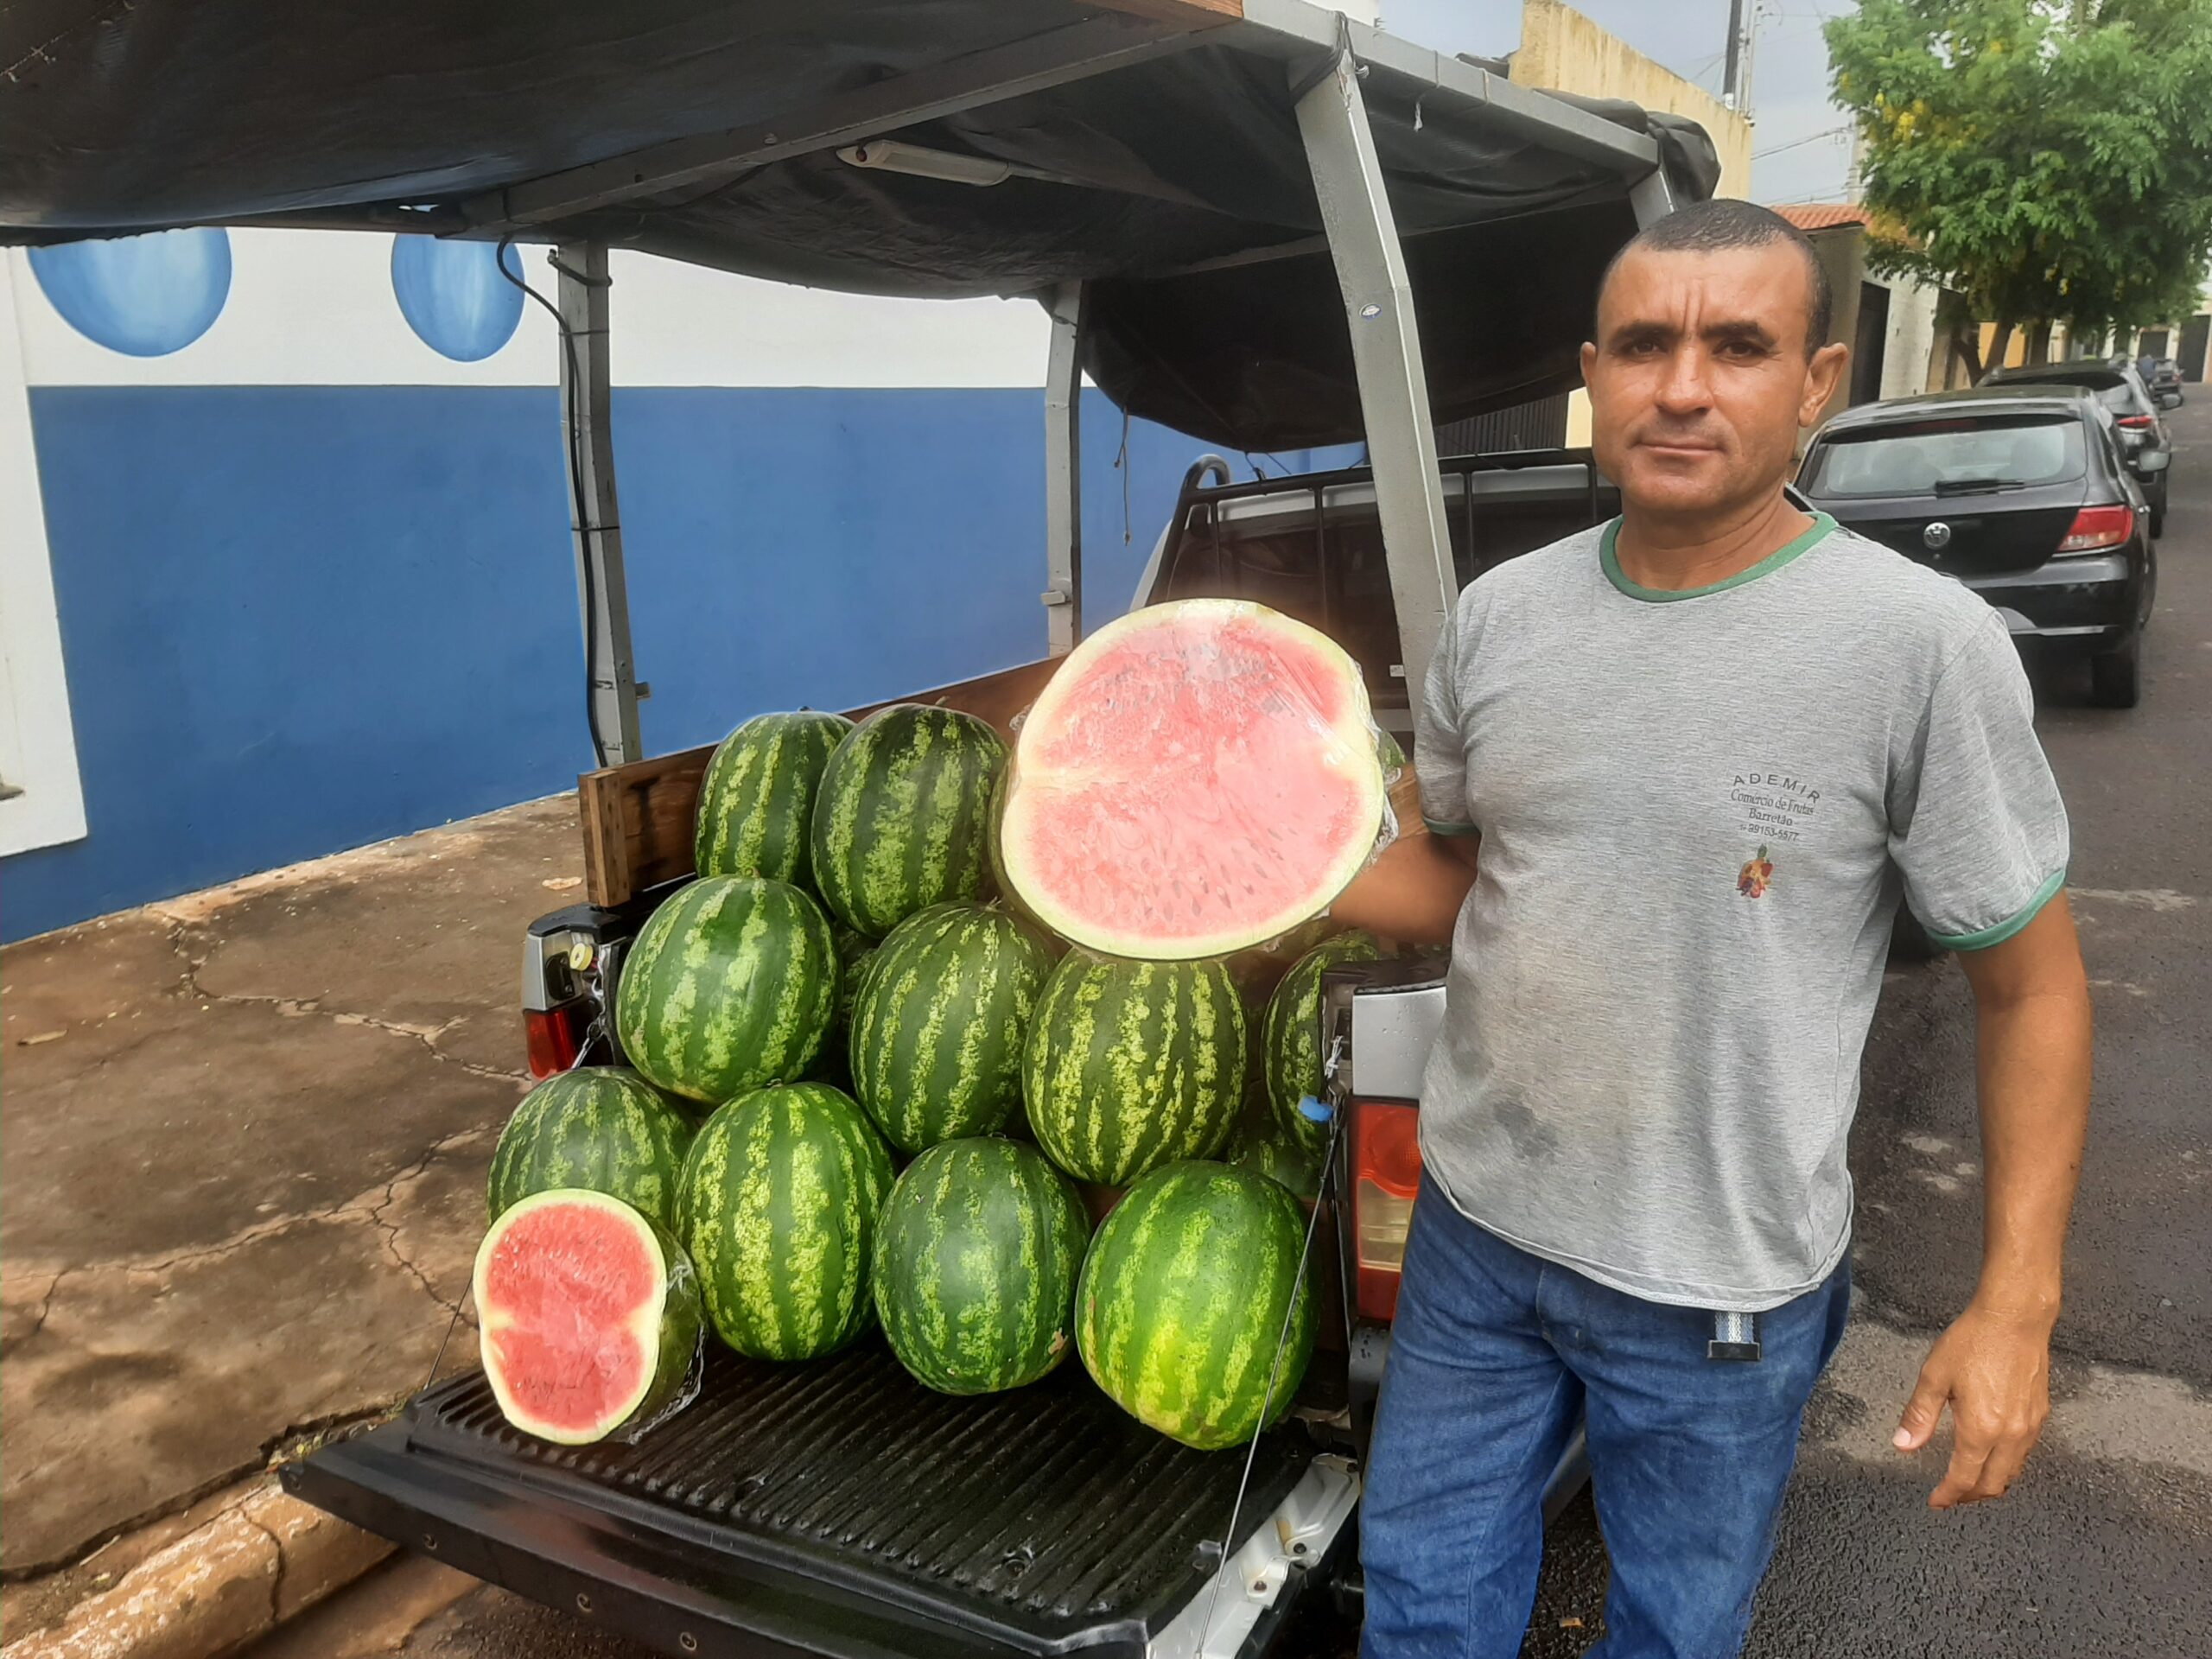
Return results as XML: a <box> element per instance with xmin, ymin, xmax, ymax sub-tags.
<box><xmin>1927</xmin><ymin>869</ymin><xmax>2067</xmax><ymax>951</ymax></box>
<box><xmin>1601</xmin><ymin>511</ymin><xmax>1839</xmax><ymax>602</ymax></box>
<box><xmin>1422</xmin><ymin>817</ymin><xmax>1481</xmax><ymax>839</ymax></box>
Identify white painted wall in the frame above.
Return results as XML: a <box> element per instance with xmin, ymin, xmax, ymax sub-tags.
<box><xmin>1877</xmin><ymin>273</ymin><xmax>1939</xmax><ymax>403</ymax></box>
<box><xmin>0</xmin><ymin>258</ymin><xmax>87</xmax><ymax>855</ymax></box>
<box><xmin>12</xmin><ymin>231</ymin><xmax>1055</xmax><ymax>391</ymax></box>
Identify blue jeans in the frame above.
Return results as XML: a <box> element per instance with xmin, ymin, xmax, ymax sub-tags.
<box><xmin>1360</xmin><ymin>1177</ymin><xmax>1851</xmax><ymax>1658</ymax></box>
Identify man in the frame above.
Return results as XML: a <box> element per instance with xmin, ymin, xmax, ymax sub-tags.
<box><xmin>1333</xmin><ymin>200</ymin><xmax>2092</xmax><ymax>1657</ymax></box>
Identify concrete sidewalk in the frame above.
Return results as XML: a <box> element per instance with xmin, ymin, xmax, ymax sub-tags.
<box><xmin>2</xmin><ymin>797</ymin><xmax>581</xmax><ymax>1639</ymax></box>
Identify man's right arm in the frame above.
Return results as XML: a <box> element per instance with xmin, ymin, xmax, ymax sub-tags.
<box><xmin>1329</xmin><ymin>829</ymin><xmax>1478</xmax><ymax>946</ymax></box>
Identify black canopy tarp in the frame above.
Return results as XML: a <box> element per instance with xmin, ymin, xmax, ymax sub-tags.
<box><xmin>0</xmin><ymin>0</ymin><xmax>1718</xmax><ymax>448</ymax></box>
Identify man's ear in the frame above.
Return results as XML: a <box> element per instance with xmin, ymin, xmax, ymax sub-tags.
<box><xmin>1800</xmin><ymin>340</ymin><xmax>1849</xmax><ymax>427</ymax></box>
<box><xmin>1580</xmin><ymin>340</ymin><xmax>1598</xmax><ymax>386</ymax></box>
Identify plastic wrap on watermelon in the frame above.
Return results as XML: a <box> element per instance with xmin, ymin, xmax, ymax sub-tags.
<box><xmin>994</xmin><ymin>600</ymin><xmax>1395</xmax><ymax>962</ymax></box>
<box><xmin>473</xmin><ymin>1189</ymin><xmax>707</xmax><ymax>1447</ymax></box>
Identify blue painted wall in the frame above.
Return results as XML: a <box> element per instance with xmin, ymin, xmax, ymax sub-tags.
<box><xmin>7</xmin><ymin>384</ymin><xmax>1351</xmax><ymax>939</ymax></box>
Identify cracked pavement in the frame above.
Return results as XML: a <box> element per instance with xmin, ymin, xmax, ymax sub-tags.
<box><xmin>0</xmin><ymin>794</ymin><xmax>581</xmax><ymax>1595</ymax></box>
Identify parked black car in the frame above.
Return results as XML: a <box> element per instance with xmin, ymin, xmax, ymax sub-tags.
<box><xmin>1798</xmin><ymin>385</ymin><xmax>2156</xmax><ymax>708</ymax></box>
<box><xmin>1984</xmin><ymin>360</ymin><xmax>2171</xmax><ymax>535</ymax></box>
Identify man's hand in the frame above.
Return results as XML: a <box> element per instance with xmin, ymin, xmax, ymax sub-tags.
<box><xmin>1896</xmin><ymin>894</ymin><xmax>2089</xmax><ymax>1510</ymax></box>
<box><xmin>1894</xmin><ymin>1301</ymin><xmax>2055</xmax><ymax>1508</ymax></box>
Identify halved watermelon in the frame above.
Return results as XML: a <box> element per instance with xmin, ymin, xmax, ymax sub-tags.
<box><xmin>473</xmin><ymin>1189</ymin><xmax>702</xmax><ymax>1446</ymax></box>
<box><xmin>997</xmin><ymin>601</ymin><xmax>1386</xmax><ymax>959</ymax></box>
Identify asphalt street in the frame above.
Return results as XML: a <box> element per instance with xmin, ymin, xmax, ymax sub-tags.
<box><xmin>251</xmin><ymin>399</ymin><xmax>2212</xmax><ymax>1659</ymax></box>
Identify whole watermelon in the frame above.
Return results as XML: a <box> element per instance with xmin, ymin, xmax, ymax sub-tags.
<box><xmin>810</xmin><ymin>704</ymin><xmax>1008</xmax><ymax>938</ymax></box>
<box><xmin>1262</xmin><ymin>931</ymin><xmax>1382</xmax><ymax>1155</ymax></box>
<box><xmin>1022</xmin><ymin>954</ymin><xmax>1245</xmax><ymax>1185</ymax></box>
<box><xmin>1076</xmin><ymin>1160</ymin><xmax>1315</xmax><ymax>1450</ymax></box>
<box><xmin>677</xmin><ymin>1082</ymin><xmax>893</xmax><ymax>1360</ymax></box>
<box><xmin>614</xmin><ymin>876</ymin><xmax>837</xmax><ymax>1105</ymax></box>
<box><xmin>851</xmin><ymin>904</ymin><xmax>1055</xmax><ymax>1151</ymax></box>
<box><xmin>873</xmin><ymin>1137</ymin><xmax>1089</xmax><ymax>1394</ymax></box>
<box><xmin>804</xmin><ymin>922</ymin><xmax>880</xmax><ymax>1092</ymax></box>
<box><xmin>693</xmin><ymin>710</ymin><xmax>853</xmax><ymax>886</ymax></box>
<box><xmin>486</xmin><ymin>1067</ymin><xmax>696</xmax><ymax>1231</ymax></box>
<box><xmin>1224</xmin><ymin>1116</ymin><xmax>1321</xmax><ymax>1200</ymax></box>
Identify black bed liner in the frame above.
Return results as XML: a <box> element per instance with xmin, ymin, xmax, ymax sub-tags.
<box><xmin>289</xmin><ymin>1340</ymin><xmax>1317</xmax><ymax>1659</ymax></box>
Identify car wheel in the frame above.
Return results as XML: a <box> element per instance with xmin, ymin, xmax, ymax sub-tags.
<box><xmin>2090</xmin><ymin>632</ymin><xmax>2142</xmax><ymax>709</ymax></box>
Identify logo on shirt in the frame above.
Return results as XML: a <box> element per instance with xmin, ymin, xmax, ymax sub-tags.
<box><xmin>1738</xmin><ymin>845</ymin><xmax>1775</xmax><ymax>899</ymax></box>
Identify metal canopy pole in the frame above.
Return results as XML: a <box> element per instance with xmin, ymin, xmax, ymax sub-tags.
<box><xmin>1293</xmin><ymin>47</ymin><xmax>1457</xmax><ymax>704</ymax></box>
<box><xmin>556</xmin><ymin>242</ymin><xmax>644</xmax><ymax>766</ymax></box>
<box><xmin>1043</xmin><ymin>282</ymin><xmax>1087</xmax><ymax>657</ymax></box>
<box><xmin>1628</xmin><ymin>165</ymin><xmax>1677</xmax><ymax>228</ymax></box>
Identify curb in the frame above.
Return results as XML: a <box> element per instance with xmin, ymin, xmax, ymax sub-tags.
<box><xmin>3</xmin><ymin>1482</ymin><xmax>392</xmax><ymax>1659</ymax></box>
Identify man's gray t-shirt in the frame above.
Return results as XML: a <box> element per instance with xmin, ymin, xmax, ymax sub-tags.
<box><xmin>1414</xmin><ymin>512</ymin><xmax>2069</xmax><ymax>1313</ymax></box>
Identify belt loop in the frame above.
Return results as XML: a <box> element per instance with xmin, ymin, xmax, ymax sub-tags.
<box><xmin>1707</xmin><ymin>1309</ymin><xmax>1763</xmax><ymax>1362</ymax></box>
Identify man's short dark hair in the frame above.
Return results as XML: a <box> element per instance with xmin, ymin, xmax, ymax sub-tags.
<box><xmin>1597</xmin><ymin>199</ymin><xmax>1834</xmax><ymax>354</ymax></box>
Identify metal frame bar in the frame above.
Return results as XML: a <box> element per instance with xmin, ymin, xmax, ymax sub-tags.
<box><xmin>1294</xmin><ymin>43</ymin><xmax>1457</xmax><ymax>704</ymax></box>
<box><xmin>556</xmin><ymin>243</ymin><xmax>644</xmax><ymax>766</ymax></box>
<box><xmin>1042</xmin><ymin>282</ymin><xmax>1087</xmax><ymax>656</ymax></box>
<box><xmin>461</xmin><ymin>13</ymin><xmax>1214</xmax><ymax>232</ymax></box>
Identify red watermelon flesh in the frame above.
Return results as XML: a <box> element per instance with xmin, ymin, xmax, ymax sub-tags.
<box><xmin>999</xmin><ymin>601</ymin><xmax>1386</xmax><ymax>958</ymax></box>
<box><xmin>474</xmin><ymin>1190</ymin><xmax>692</xmax><ymax>1446</ymax></box>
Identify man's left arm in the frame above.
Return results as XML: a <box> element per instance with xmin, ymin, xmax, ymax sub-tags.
<box><xmin>1893</xmin><ymin>894</ymin><xmax>2092</xmax><ymax>1507</ymax></box>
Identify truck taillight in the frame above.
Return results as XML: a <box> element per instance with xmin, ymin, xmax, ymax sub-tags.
<box><xmin>1351</xmin><ymin>1099</ymin><xmax>1421</xmax><ymax>1322</ymax></box>
<box><xmin>524</xmin><ymin>1007</ymin><xmax>585</xmax><ymax>1078</ymax></box>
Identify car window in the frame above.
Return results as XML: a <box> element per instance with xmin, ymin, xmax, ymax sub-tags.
<box><xmin>1803</xmin><ymin>415</ymin><xmax>2087</xmax><ymax>497</ymax></box>
<box><xmin>2095</xmin><ymin>384</ymin><xmax>2144</xmax><ymax>413</ymax></box>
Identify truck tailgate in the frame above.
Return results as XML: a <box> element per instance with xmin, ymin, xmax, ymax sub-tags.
<box><xmin>289</xmin><ymin>1342</ymin><xmax>1321</xmax><ymax>1659</ymax></box>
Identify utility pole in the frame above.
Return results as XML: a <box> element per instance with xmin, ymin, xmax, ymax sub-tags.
<box><xmin>1724</xmin><ymin>0</ymin><xmax>1746</xmax><ymax>111</ymax></box>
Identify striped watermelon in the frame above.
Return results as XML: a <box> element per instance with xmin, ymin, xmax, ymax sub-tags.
<box><xmin>872</xmin><ymin>1137</ymin><xmax>1090</xmax><ymax>1394</ymax></box>
<box><xmin>1021</xmin><ymin>954</ymin><xmax>1245</xmax><ymax>1185</ymax></box>
<box><xmin>1224</xmin><ymin>1115</ymin><xmax>1321</xmax><ymax>1200</ymax></box>
<box><xmin>1075</xmin><ymin>1160</ymin><xmax>1315</xmax><ymax>1450</ymax></box>
<box><xmin>677</xmin><ymin>1082</ymin><xmax>894</xmax><ymax>1360</ymax></box>
<box><xmin>614</xmin><ymin>876</ymin><xmax>837</xmax><ymax>1105</ymax></box>
<box><xmin>809</xmin><ymin>704</ymin><xmax>1009</xmax><ymax>938</ymax></box>
<box><xmin>1262</xmin><ymin>931</ymin><xmax>1382</xmax><ymax>1155</ymax></box>
<box><xmin>850</xmin><ymin>904</ymin><xmax>1055</xmax><ymax>1152</ymax></box>
<box><xmin>486</xmin><ymin>1068</ymin><xmax>695</xmax><ymax>1231</ymax></box>
<box><xmin>474</xmin><ymin>1189</ymin><xmax>703</xmax><ymax>1445</ymax></box>
<box><xmin>693</xmin><ymin>710</ymin><xmax>853</xmax><ymax>886</ymax></box>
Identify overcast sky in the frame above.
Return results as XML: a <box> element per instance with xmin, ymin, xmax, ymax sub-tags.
<box><xmin>1383</xmin><ymin>0</ymin><xmax>1859</xmax><ymax>207</ymax></box>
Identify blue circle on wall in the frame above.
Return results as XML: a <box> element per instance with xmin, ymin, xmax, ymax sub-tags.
<box><xmin>391</xmin><ymin>237</ymin><xmax>525</xmax><ymax>362</ymax></box>
<box><xmin>28</xmin><ymin>228</ymin><xmax>232</xmax><ymax>357</ymax></box>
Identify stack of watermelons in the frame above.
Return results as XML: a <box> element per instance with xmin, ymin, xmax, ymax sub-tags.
<box><xmin>474</xmin><ymin>602</ymin><xmax>1398</xmax><ymax>1452</ymax></box>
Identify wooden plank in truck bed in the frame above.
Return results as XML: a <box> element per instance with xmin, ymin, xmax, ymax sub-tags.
<box><xmin>577</xmin><ymin>656</ymin><xmax>1065</xmax><ymax>908</ymax></box>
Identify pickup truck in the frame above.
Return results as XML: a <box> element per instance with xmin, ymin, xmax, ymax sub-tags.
<box><xmin>287</xmin><ymin>444</ymin><xmax>1624</xmax><ymax>1659</ymax></box>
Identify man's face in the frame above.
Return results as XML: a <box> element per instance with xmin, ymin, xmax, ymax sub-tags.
<box><xmin>1580</xmin><ymin>243</ymin><xmax>1847</xmax><ymax>523</ymax></box>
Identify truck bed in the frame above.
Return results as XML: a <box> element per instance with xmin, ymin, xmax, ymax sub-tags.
<box><xmin>289</xmin><ymin>1342</ymin><xmax>1326</xmax><ymax>1659</ymax></box>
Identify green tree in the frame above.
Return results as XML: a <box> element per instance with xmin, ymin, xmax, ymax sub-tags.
<box><xmin>1827</xmin><ymin>0</ymin><xmax>2212</xmax><ymax>379</ymax></box>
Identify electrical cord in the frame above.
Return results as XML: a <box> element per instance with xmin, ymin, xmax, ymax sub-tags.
<box><xmin>499</xmin><ymin>236</ymin><xmax>611</xmax><ymax>769</ymax></box>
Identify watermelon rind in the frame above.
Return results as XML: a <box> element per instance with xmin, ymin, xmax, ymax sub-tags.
<box><xmin>474</xmin><ymin>1188</ymin><xmax>703</xmax><ymax>1446</ymax></box>
<box><xmin>1021</xmin><ymin>953</ymin><xmax>1246</xmax><ymax>1185</ymax></box>
<box><xmin>809</xmin><ymin>704</ymin><xmax>1010</xmax><ymax>939</ymax></box>
<box><xmin>997</xmin><ymin>600</ymin><xmax>1386</xmax><ymax>960</ymax></box>
<box><xmin>693</xmin><ymin>710</ymin><xmax>854</xmax><ymax>887</ymax></box>
<box><xmin>873</xmin><ymin>1137</ymin><xmax>1090</xmax><ymax>1395</ymax></box>
<box><xmin>613</xmin><ymin>876</ymin><xmax>838</xmax><ymax>1104</ymax></box>
<box><xmin>677</xmin><ymin>1081</ymin><xmax>895</xmax><ymax>1361</ymax></box>
<box><xmin>1074</xmin><ymin>1160</ymin><xmax>1315</xmax><ymax>1451</ymax></box>
<box><xmin>486</xmin><ymin>1067</ymin><xmax>696</xmax><ymax>1231</ymax></box>
<box><xmin>1262</xmin><ymin>931</ymin><xmax>1382</xmax><ymax>1155</ymax></box>
<box><xmin>850</xmin><ymin>903</ymin><xmax>1056</xmax><ymax>1152</ymax></box>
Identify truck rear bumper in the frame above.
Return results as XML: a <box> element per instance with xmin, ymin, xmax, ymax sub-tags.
<box><xmin>288</xmin><ymin>1345</ymin><xmax>1350</xmax><ymax>1659</ymax></box>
